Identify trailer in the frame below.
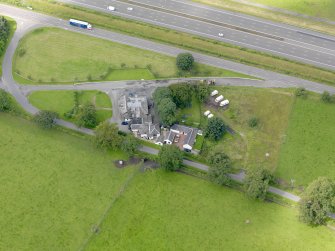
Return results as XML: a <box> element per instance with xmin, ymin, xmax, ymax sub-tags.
<box><xmin>208</xmin><ymin>114</ymin><xmax>214</xmax><ymax>119</ymax></box>
<box><xmin>69</xmin><ymin>19</ymin><xmax>92</xmax><ymax>29</ymax></box>
<box><xmin>204</xmin><ymin>110</ymin><xmax>211</xmax><ymax>116</ymax></box>
<box><xmin>210</xmin><ymin>90</ymin><xmax>218</xmax><ymax>97</ymax></box>
<box><xmin>215</xmin><ymin>95</ymin><xmax>224</xmax><ymax>103</ymax></box>
<box><xmin>220</xmin><ymin>99</ymin><xmax>230</xmax><ymax>107</ymax></box>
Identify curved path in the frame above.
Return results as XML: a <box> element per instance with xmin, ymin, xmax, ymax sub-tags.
<box><xmin>1</xmin><ymin>6</ymin><xmax>335</xmax><ymax>216</ymax></box>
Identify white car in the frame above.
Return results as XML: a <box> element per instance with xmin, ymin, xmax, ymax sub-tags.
<box><xmin>127</xmin><ymin>7</ymin><xmax>133</xmax><ymax>11</ymax></box>
<box><xmin>218</xmin><ymin>33</ymin><xmax>224</xmax><ymax>37</ymax></box>
<box><xmin>107</xmin><ymin>6</ymin><xmax>116</xmax><ymax>11</ymax></box>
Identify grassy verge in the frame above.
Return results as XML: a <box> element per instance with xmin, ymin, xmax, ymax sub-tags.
<box><xmin>85</xmin><ymin>169</ymin><xmax>335</xmax><ymax>250</ymax></box>
<box><xmin>192</xmin><ymin>0</ymin><xmax>335</xmax><ymax>35</ymax></box>
<box><xmin>28</xmin><ymin>90</ymin><xmax>112</xmax><ymax>124</ymax></box>
<box><xmin>276</xmin><ymin>92</ymin><xmax>335</xmax><ymax>186</ymax></box>
<box><xmin>2</xmin><ymin>0</ymin><xmax>335</xmax><ymax>85</ymax></box>
<box><xmin>13</xmin><ymin>27</ymin><xmax>250</xmax><ymax>84</ymax></box>
<box><xmin>0</xmin><ymin>16</ymin><xmax>16</xmax><ymax>76</ymax></box>
<box><xmin>0</xmin><ymin>113</ymin><xmax>137</xmax><ymax>250</ymax></box>
<box><xmin>247</xmin><ymin>0</ymin><xmax>335</xmax><ymax>21</ymax></box>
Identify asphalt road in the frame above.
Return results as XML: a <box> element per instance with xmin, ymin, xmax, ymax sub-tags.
<box><xmin>59</xmin><ymin>0</ymin><xmax>335</xmax><ymax>70</ymax></box>
<box><xmin>1</xmin><ymin>4</ymin><xmax>335</xmax><ymax>96</ymax></box>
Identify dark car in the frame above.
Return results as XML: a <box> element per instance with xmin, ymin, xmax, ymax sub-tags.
<box><xmin>121</xmin><ymin>121</ymin><xmax>128</xmax><ymax>125</ymax></box>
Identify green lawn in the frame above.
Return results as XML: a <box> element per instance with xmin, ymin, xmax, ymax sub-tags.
<box><xmin>13</xmin><ymin>27</ymin><xmax>248</xmax><ymax>84</ymax></box>
<box><xmin>201</xmin><ymin>87</ymin><xmax>294</xmax><ymax>171</ymax></box>
<box><xmin>85</xmin><ymin>170</ymin><xmax>335</xmax><ymax>250</ymax></box>
<box><xmin>0</xmin><ymin>16</ymin><xmax>16</xmax><ymax>76</ymax></box>
<box><xmin>28</xmin><ymin>90</ymin><xmax>112</xmax><ymax>124</ymax></box>
<box><xmin>176</xmin><ymin>95</ymin><xmax>202</xmax><ymax>127</ymax></box>
<box><xmin>0</xmin><ymin>113</ymin><xmax>136</xmax><ymax>250</ymax></box>
<box><xmin>251</xmin><ymin>0</ymin><xmax>335</xmax><ymax>20</ymax></box>
<box><xmin>276</xmin><ymin>94</ymin><xmax>335</xmax><ymax>186</ymax></box>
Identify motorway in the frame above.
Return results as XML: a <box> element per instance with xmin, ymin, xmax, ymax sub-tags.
<box><xmin>59</xmin><ymin>0</ymin><xmax>335</xmax><ymax>70</ymax></box>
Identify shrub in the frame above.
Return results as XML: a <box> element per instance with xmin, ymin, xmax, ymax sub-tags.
<box><xmin>33</xmin><ymin>110</ymin><xmax>58</xmax><ymax>129</ymax></box>
<box><xmin>0</xmin><ymin>89</ymin><xmax>12</xmax><ymax>112</ymax></box>
<box><xmin>204</xmin><ymin>117</ymin><xmax>226</xmax><ymax>141</ymax></box>
<box><xmin>248</xmin><ymin>116</ymin><xmax>259</xmax><ymax>128</ymax></box>
<box><xmin>158</xmin><ymin>145</ymin><xmax>183</xmax><ymax>171</ymax></box>
<box><xmin>321</xmin><ymin>91</ymin><xmax>333</xmax><ymax>103</ymax></box>
<box><xmin>208</xmin><ymin>152</ymin><xmax>232</xmax><ymax>185</ymax></box>
<box><xmin>295</xmin><ymin>87</ymin><xmax>308</xmax><ymax>98</ymax></box>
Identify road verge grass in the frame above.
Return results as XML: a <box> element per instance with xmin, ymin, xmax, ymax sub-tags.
<box><xmin>2</xmin><ymin>0</ymin><xmax>335</xmax><ymax>85</ymax></box>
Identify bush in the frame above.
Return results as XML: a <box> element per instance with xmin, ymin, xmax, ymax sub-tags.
<box><xmin>33</xmin><ymin>110</ymin><xmax>58</xmax><ymax>129</ymax></box>
<box><xmin>204</xmin><ymin>117</ymin><xmax>226</xmax><ymax>141</ymax></box>
<box><xmin>208</xmin><ymin>152</ymin><xmax>232</xmax><ymax>185</ymax></box>
<box><xmin>295</xmin><ymin>87</ymin><xmax>308</xmax><ymax>98</ymax></box>
<box><xmin>158</xmin><ymin>145</ymin><xmax>183</xmax><ymax>171</ymax></box>
<box><xmin>0</xmin><ymin>89</ymin><xmax>12</xmax><ymax>112</ymax></box>
<box><xmin>248</xmin><ymin>116</ymin><xmax>259</xmax><ymax>128</ymax></box>
<box><xmin>321</xmin><ymin>91</ymin><xmax>333</xmax><ymax>103</ymax></box>
<box><xmin>95</xmin><ymin>122</ymin><xmax>122</xmax><ymax>150</ymax></box>
<box><xmin>244</xmin><ymin>168</ymin><xmax>273</xmax><ymax>200</ymax></box>
<box><xmin>176</xmin><ymin>53</ymin><xmax>194</xmax><ymax>71</ymax></box>
<box><xmin>75</xmin><ymin>103</ymin><xmax>97</xmax><ymax>128</ymax></box>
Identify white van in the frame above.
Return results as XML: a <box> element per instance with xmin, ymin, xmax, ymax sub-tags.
<box><xmin>107</xmin><ymin>6</ymin><xmax>116</xmax><ymax>11</ymax></box>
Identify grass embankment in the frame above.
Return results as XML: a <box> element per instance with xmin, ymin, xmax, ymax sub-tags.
<box><xmin>192</xmin><ymin>0</ymin><xmax>335</xmax><ymax>34</ymax></box>
<box><xmin>277</xmin><ymin>93</ymin><xmax>335</xmax><ymax>186</ymax></box>
<box><xmin>248</xmin><ymin>0</ymin><xmax>335</xmax><ymax>21</ymax></box>
<box><xmin>0</xmin><ymin>113</ymin><xmax>136</xmax><ymax>250</ymax></box>
<box><xmin>3</xmin><ymin>0</ymin><xmax>335</xmax><ymax>85</ymax></box>
<box><xmin>13</xmin><ymin>28</ymin><xmax>248</xmax><ymax>84</ymax></box>
<box><xmin>0</xmin><ymin>16</ymin><xmax>16</xmax><ymax>76</ymax></box>
<box><xmin>86</xmin><ymin>170</ymin><xmax>335</xmax><ymax>250</ymax></box>
<box><xmin>29</xmin><ymin>90</ymin><xmax>112</xmax><ymax>123</ymax></box>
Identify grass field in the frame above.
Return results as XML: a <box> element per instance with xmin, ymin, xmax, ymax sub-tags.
<box><xmin>251</xmin><ymin>0</ymin><xmax>335</xmax><ymax>20</ymax></box>
<box><xmin>192</xmin><ymin>0</ymin><xmax>335</xmax><ymax>33</ymax></box>
<box><xmin>0</xmin><ymin>113</ymin><xmax>136</xmax><ymax>250</ymax></box>
<box><xmin>176</xmin><ymin>95</ymin><xmax>202</xmax><ymax>127</ymax></box>
<box><xmin>28</xmin><ymin>90</ymin><xmax>112</xmax><ymax>124</ymax></box>
<box><xmin>276</xmin><ymin>94</ymin><xmax>335</xmax><ymax>186</ymax></box>
<box><xmin>13</xmin><ymin>27</ymin><xmax>248</xmax><ymax>84</ymax></box>
<box><xmin>3</xmin><ymin>0</ymin><xmax>335</xmax><ymax>85</ymax></box>
<box><xmin>0</xmin><ymin>16</ymin><xmax>16</xmax><ymax>76</ymax></box>
<box><xmin>200</xmin><ymin>87</ymin><xmax>294</xmax><ymax>171</ymax></box>
<box><xmin>85</xmin><ymin>170</ymin><xmax>335</xmax><ymax>250</ymax></box>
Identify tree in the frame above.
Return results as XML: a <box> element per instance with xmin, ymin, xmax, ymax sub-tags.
<box><xmin>321</xmin><ymin>91</ymin><xmax>333</xmax><ymax>103</ymax></box>
<box><xmin>152</xmin><ymin>87</ymin><xmax>172</xmax><ymax>106</ymax></box>
<box><xmin>33</xmin><ymin>110</ymin><xmax>58</xmax><ymax>129</ymax></box>
<box><xmin>208</xmin><ymin>152</ymin><xmax>232</xmax><ymax>185</ymax></box>
<box><xmin>158</xmin><ymin>145</ymin><xmax>183</xmax><ymax>171</ymax></box>
<box><xmin>299</xmin><ymin>177</ymin><xmax>335</xmax><ymax>225</ymax></box>
<box><xmin>204</xmin><ymin>117</ymin><xmax>226</xmax><ymax>141</ymax></box>
<box><xmin>157</xmin><ymin>98</ymin><xmax>177</xmax><ymax>127</ymax></box>
<box><xmin>121</xmin><ymin>134</ymin><xmax>140</xmax><ymax>156</ymax></box>
<box><xmin>295</xmin><ymin>87</ymin><xmax>308</xmax><ymax>98</ymax></box>
<box><xmin>195</xmin><ymin>82</ymin><xmax>210</xmax><ymax>102</ymax></box>
<box><xmin>244</xmin><ymin>168</ymin><xmax>273</xmax><ymax>200</ymax></box>
<box><xmin>176</xmin><ymin>53</ymin><xmax>194</xmax><ymax>71</ymax></box>
<box><xmin>169</xmin><ymin>83</ymin><xmax>192</xmax><ymax>108</ymax></box>
<box><xmin>95</xmin><ymin>122</ymin><xmax>122</xmax><ymax>150</ymax></box>
<box><xmin>0</xmin><ymin>89</ymin><xmax>12</xmax><ymax>112</ymax></box>
<box><xmin>76</xmin><ymin>103</ymin><xmax>97</xmax><ymax>128</ymax></box>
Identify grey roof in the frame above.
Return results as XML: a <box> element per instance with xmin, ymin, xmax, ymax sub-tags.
<box><xmin>165</xmin><ymin>130</ymin><xmax>176</xmax><ymax>142</ymax></box>
<box><xmin>170</xmin><ymin>124</ymin><xmax>198</xmax><ymax>147</ymax></box>
<box><xmin>127</xmin><ymin>95</ymin><xmax>148</xmax><ymax>118</ymax></box>
<box><xmin>156</xmin><ymin>135</ymin><xmax>164</xmax><ymax>143</ymax></box>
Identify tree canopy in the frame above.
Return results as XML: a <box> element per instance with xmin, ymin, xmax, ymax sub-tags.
<box><xmin>208</xmin><ymin>152</ymin><xmax>232</xmax><ymax>185</ymax></box>
<box><xmin>195</xmin><ymin>82</ymin><xmax>210</xmax><ymax>102</ymax></box>
<box><xmin>33</xmin><ymin>110</ymin><xmax>59</xmax><ymax>129</ymax></box>
<box><xmin>157</xmin><ymin>98</ymin><xmax>177</xmax><ymax>127</ymax></box>
<box><xmin>158</xmin><ymin>145</ymin><xmax>183</xmax><ymax>171</ymax></box>
<box><xmin>204</xmin><ymin>117</ymin><xmax>226</xmax><ymax>141</ymax></box>
<box><xmin>244</xmin><ymin>168</ymin><xmax>273</xmax><ymax>200</ymax></box>
<box><xmin>76</xmin><ymin>103</ymin><xmax>97</xmax><ymax>128</ymax></box>
<box><xmin>299</xmin><ymin>177</ymin><xmax>335</xmax><ymax>225</ymax></box>
<box><xmin>169</xmin><ymin>83</ymin><xmax>192</xmax><ymax>108</ymax></box>
<box><xmin>121</xmin><ymin>134</ymin><xmax>140</xmax><ymax>156</ymax></box>
<box><xmin>95</xmin><ymin>122</ymin><xmax>122</xmax><ymax>150</ymax></box>
<box><xmin>176</xmin><ymin>53</ymin><xmax>194</xmax><ymax>71</ymax></box>
<box><xmin>0</xmin><ymin>89</ymin><xmax>12</xmax><ymax>112</ymax></box>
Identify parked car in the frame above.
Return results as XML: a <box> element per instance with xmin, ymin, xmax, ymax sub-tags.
<box><xmin>121</xmin><ymin>121</ymin><xmax>128</xmax><ymax>125</ymax></box>
<box><xmin>107</xmin><ymin>6</ymin><xmax>116</xmax><ymax>11</ymax></box>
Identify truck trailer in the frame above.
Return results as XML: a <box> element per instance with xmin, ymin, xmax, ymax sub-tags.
<box><xmin>69</xmin><ymin>19</ymin><xmax>92</xmax><ymax>29</ymax></box>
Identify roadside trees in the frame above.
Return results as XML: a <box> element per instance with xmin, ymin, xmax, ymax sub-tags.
<box><xmin>208</xmin><ymin>152</ymin><xmax>232</xmax><ymax>185</ymax></box>
<box><xmin>33</xmin><ymin>110</ymin><xmax>58</xmax><ymax>129</ymax></box>
<box><xmin>95</xmin><ymin>121</ymin><xmax>122</xmax><ymax>150</ymax></box>
<box><xmin>0</xmin><ymin>89</ymin><xmax>12</xmax><ymax>112</ymax></box>
<box><xmin>244</xmin><ymin>168</ymin><xmax>273</xmax><ymax>200</ymax></box>
<box><xmin>158</xmin><ymin>144</ymin><xmax>183</xmax><ymax>171</ymax></box>
<box><xmin>176</xmin><ymin>53</ymin><xmax>194</xmax><ymax>71</ymax></box>
<box><xmin>299</xmin><ymin>177</ymin><xmax>335</xmax><ymax>225</ymax></box>
<box><xmin>76</xmin><ymin>103</ymin><xmax>97</xmax><ymax>128</ymax></box>
<box><xmin>204</xmin><ymin>117</ymin><xmax>226</xmax><ymax>141</ymax></box>
<box><xmin>121</xmin><ymin>134</ymin><xmax>140</xmax><ymax>156</ymax></box>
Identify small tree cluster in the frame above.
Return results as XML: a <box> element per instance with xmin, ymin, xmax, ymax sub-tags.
<box><xmin>33</xmin><ymin>110</ymin><xmax>59</xmax><ymax>129</ymax></box>
<box><xmin>176</xmin><ymin>53</ymin><xmax>194</xmax><ymax>71</ymax></box>
<box><xmin>208</xmin><ymin>152</ymin><xmax>232</xmax><ymax>185</ymax></box>
<box><xmin>158</xmin><ymin>145</ymin><xmax>183</xmax><ymax>171</ymax></box>
<box><xmin>0</xmin><ymin>16</ymin><xmax>9</xmax><ymax>56</ymax></box>
<box><xmin>76</xmin><ymin>103</ymin><xmax>97</xmax><ymax>128</ymax></box>
<box><xmin>299</xmin><ymin>177</ymin><xmax>335</xmax><ymax>225</ymax></box>
<box><xmin>194</xmin><ymin>82</ymin><xmax>210</xmax><ymax>103</ymax></box>
<box><xmin>169</xmin><ymin>83</ymin><xmax>192</xmax><ymax>108</ymax></box>
<box><xmin>321</xmin><ymin>91</ymin><xmax>335</xmax><ymax>104</ymax></box>
<box><xmin>153</xmin><ymin>87</ymin><xmax>176</xmax><ymax>127</ymax></box>
<box><xmin>295</xmin><ymin>87</ymin><xmax>308</xmax><ymax>98</ymax></box>
<box><xmin>95</xmin><ymin>122</ymin><xmax>140</xmax><ymax>156</ymax></box>
<box><xmin>0</xmin><ymin>89</ymin><xmax>12</xmax><ymax>112</ymax></box>
<box><xmin>204</xmin><ymin>117</ymin><xmax>226</xmax><ymax>141</ymax></box>
<box><xmin>244</xmin><ymin>168</ymin><xmax>273</xmax><ymax>200</ymax></box>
